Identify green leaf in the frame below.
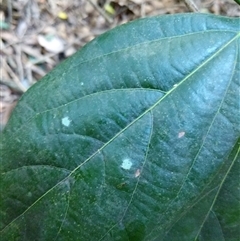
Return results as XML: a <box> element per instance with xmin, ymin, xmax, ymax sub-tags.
<box><xmin>0</xmin><ymin>13</ymin><xmax>239</xmax><ymax>241</ymax></box>
<box><xmin>233</xmin><ymin>0</ymin><xmax>240</xmax><ymax>6</ymax></box>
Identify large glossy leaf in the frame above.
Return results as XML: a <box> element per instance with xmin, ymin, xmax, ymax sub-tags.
<box><xmin>0</xmin><ymin>13</ymin><xmax>239</xmax><ymax>241</ymax></box>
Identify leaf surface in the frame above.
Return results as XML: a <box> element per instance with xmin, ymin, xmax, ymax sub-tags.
<box><xmin>0</xmin><ymin>13</ymin><xmax>240</xmax><ymax>241</ymax></box>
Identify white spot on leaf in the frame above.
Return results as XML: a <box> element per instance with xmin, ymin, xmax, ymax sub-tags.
<box><xmin>121</xmin><ymin>158</ymin><xmax>132</xmax><ymax>170</ymax></box>
<box><xmin>135</xmin><ymin>169</ymin><xmax>141</xmax><ymax>177</ymax></box>
<box><xmin>178</xmin><ymin>131</ymin><xmax>185</xmax><ymax>138</ymax></box>
<box><xmin>62</xmin><ymin>116</ymin><xmax>71</xmax><ymax>127</ymax></box>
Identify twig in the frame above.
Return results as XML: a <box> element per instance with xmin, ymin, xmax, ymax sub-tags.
<box><xmin>212</xmin><ymin>0</ymin><xmax>220</xmax><ymax>15</ymax></box>
<box><xmin>47</xmin><ymin>0</ymin><xmax>57</xmax><ymax>15</ymax></box>
<box><xmin>28</xmin><ymin>64</ymin><xmax>47</xmax><ymax>78</ymax></box>
<box><xmin>87</xmin><ymin>0</ymin><xmax>113</xmax><ymax>24</ymax></box>
<box><xmin>7</xmin><ymin>0</ymin><xmax>13</xmax><ymax>23</ymax></box>
<box><xmin>26</xmin><ymin>0</ymin><xmax>32</xmax><ymax>26</ymax></box>
<box><xmin>14</xmin><ymin>45</ymin><xmax>24</xmax><ymax>85</ymax></box>
<box><xmin>3</xmin><ymin>58</ymin><xmax>27</xmax><ymax>92</ymax></box>
<box><xmin>0</xmin><ymin>79</ymin><xmax>24</xmax><ymax>94</ymax></box>
<box><xmin>25</xmin><ymin>66</ymin><xmax>33</xmax><ymax>86</ymax></box>
<box><xmin>140</xmin><ymin>0</ymin><xmax>146</xmax><ymax>17</ymax></box>
<box><xmin>183</xmin><ymin>0</ymin><xmax>199</xmax><ymax>12</ymax></box>
<box><xmin>26</xmin><ymin>52</ymin><xmax>56</xmax><ymax>66</ymax></box>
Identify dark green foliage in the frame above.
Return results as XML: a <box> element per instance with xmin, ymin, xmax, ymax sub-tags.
<box><xmin>0</xmin><ymin>13</ymin><xmax>239</xmax><ymax>241</ymax></box>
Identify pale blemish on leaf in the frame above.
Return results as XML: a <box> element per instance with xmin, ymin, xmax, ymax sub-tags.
<box><xmin>121</xmin><ymin>158</ymin><xmax>132</xmax><ymax>170</ymax></box>
<box><xmin>135</xmin><ymin>169</ymin><xmax>141</xmax><ymax>177</ymax></box>
<box><xmin>62</xmin><ymin>116</ymin><xmax>71</xmax><ymax>127</ymax></box>
<box><xmin>178</xmin><ymin>131</ymin><xmax>185</xmax><ymax>138</ymax></box>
